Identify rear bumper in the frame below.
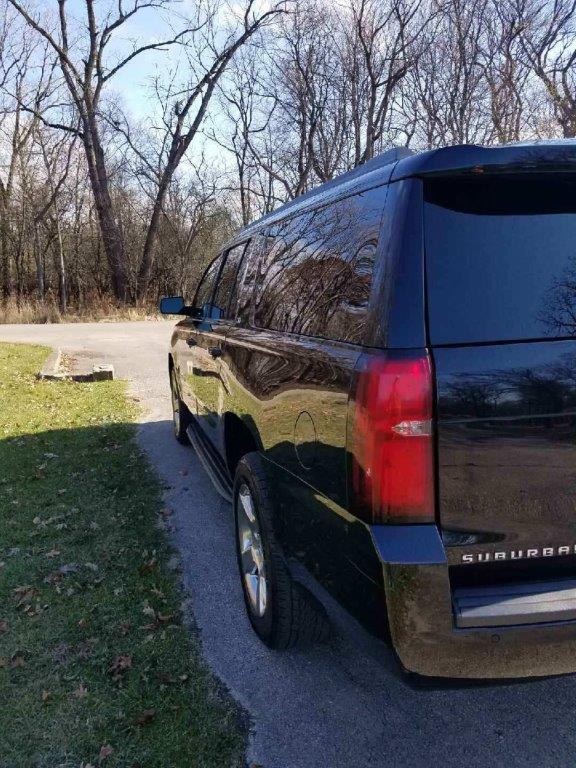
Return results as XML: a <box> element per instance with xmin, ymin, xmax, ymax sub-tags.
<box><xmin>374</xmin><ymin>525</ymin><xmax>576</xmax><ymax>678</ymax></box>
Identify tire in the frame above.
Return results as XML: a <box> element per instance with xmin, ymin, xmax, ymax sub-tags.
<box><xmin>170</xmin><ymin>365</ymin><xmax>191</xmax><ymax>445</ymax></box>
<box><xmin>233</xmin><ymin>452</ymin><xmax>330</xmax><ymax>649</ymax></box>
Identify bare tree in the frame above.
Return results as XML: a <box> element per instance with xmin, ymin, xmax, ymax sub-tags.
<box><xmin>346</xmin><ymin>0</ymin><xmax>426</xmax><ymax>162</ymax></box>
<box><xmin>217</xmin><ymin>0</ymin><xmax>426</xmax><ymax>209</ymax></box>
<box><xmin>0</xmin><ymin>0</ymin><xmax>573</xmax><ymax>318</ymax></box>
<box><xmin>0</xmin><ymin>6</ymin><xmax>48</xmax><ymax>300</ymax></box>
<box><xmin>214</xmin><ymin>51</ymin><xmax>265</xmax><ymax>225</ymax></box>
<box><xmin>481</xmin><ymin>1</ymin><xmax>530</xmax><ymax>143</ymax></box>
<box><xmin>136</xmin><ymin>0</ymin><xmax>287</xmax><ymax>298</ymax></box>
<box><xmin>228</xmin><ymin>2</ymin><xmax>341</xmax><ymax>200</ymax></box>
<box><xmin>35</xmin><ymin>128</ymin><xmax>78</xmax><ymax>312</ymax></box>
<box><xmin>405</xmin><ymin>0</ymin><xmax>495</xmax><ymax>147</ymax></box>
<box><xmin>6</xmin><ymin>0</ymin><xmax>207</xmax><ymax>298</ymax></box>
<box><xmin>512</xmin><ymin>0</ymin><xmax>576</xmax><ymax>138</ymax></box>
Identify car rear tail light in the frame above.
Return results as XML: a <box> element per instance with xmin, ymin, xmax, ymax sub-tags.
<box><xmin>348</xmin><ymin>351</ymin><xmax>435</xmax><ymax>524</ymax></box>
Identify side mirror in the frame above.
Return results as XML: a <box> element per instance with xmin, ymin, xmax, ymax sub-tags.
<box><xmin>202</xmin><ymin>302</ymin><xmax>223</xmax><ymax>320</ymax></box>
<box><xmin>159</xmin><ymin>296</ymin><xmax>188</xmax><ymax>315</ymax></box>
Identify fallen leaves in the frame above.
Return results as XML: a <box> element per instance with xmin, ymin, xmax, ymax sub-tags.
<box><xmin>157</xmin><ymin>672</ymin><xmax>188</xmax><ymax>686</ymax></box>
<box><xmin>10</xmin><ymin>651</ymin><xmax>25</xmax><ymax>668</ymax></box>
<box><xmin>118</xmin><ymin>621</ymin><xmax>131</xmax><ymax>637</ymax></box>
<box><xmin>0</xmin><ymin>620</ymin><xmax>9</xmax><ymax>633</ymax></box>
<box><xmin>74</xmin><ymin>683</ymin><xmax>88</xmax><ymax>699</ymax></box>
<box><xmin>59</xmin><ymin>563</ymin><xmax>81</xmax><ymax>574</ymax></box>
<box><xmin>99</xmin><ymin>744</ymin><xmax>113</xmax><ymax>762</ymax></box>
<box><xmin>108</xmin><ymin>654</ymin><xmax>132</xmax><ymax>682</ymax></box>
<box><xmin>12</xmin><ymin>585</ymin><xmax>45</xmax><ymax>617</ymax></box>
<box><xmin>157</xmin><ymin>672</ymin><xmax>177</xmax><ymax>685</ymax></box>
<box><xmin>13</xmin><ymin>585</ymin><xmax>37</xmax><ymax>605</ymax></box>
<box><xmin>132</xmin><ymin>709</ymin><xmax>156</xmax><ymax>726</ymax></box>
<box><xmin>141</xmin><ymin>605</ymin><xmax>176</xmax><ymax>631</ymax></box>
<box><xmin>139</xmin><ymin>557</ymin><xmax>157</xmax><ymax>574</ymax></box>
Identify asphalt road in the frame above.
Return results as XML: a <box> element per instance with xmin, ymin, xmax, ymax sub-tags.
<box><xmin>2</xmin><ymin>321</ymin><xmax>575</xmax><ymax>768</ymax></box>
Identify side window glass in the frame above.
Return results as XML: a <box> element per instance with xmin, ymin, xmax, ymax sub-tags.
<box><xmin>252</xmin><ymin>216</ymin><xmax>309</xmax><ymax>331</ymax></box>
<box><xmin>253</xmin><ymin>186</ymin><xmax>385</xmax><ymax>343</ymax></box>
<box><xmin>343</xmin><ymin>241</ymin><xmax>377</xmax><ymax>311</ymax></box>
<box><xmin>236</xmin><ymin>235</ymin><xmax>266</xmax><ymax>325</ymax></box>
<box><xmin>214</xmin><ymin>242</ymin><xmax>248</xmax><ymax>317</ymax></box>
<box><xmin>194</xmin><ymin>254</ymin><xmax>224</xmax><ymax>312</ymax></box>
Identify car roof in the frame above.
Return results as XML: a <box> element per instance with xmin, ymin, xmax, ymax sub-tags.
<box><xmin>228</xmin><ymin>140</ymin><xmax>576</xmax><ymax>246</ymax></box>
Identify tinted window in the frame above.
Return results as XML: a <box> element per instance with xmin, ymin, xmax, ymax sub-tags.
<box><xmin>253</xmin><ymin>187</ymin><xmax>385</xmax><ymax>343</ymax></box>
<box><xmin>235</xmin><ymin>236</ymin><xmax>266</xmax><ymax>325</ymax></box>
<box><xmin>425</xmin><ymin>177</ymin><xmax>576</xmax><ymax>345</ymax></box>
<box><xmin>214</xmin><ymin>242</ymin><xmax>247</xmax><ymax>316</ymax></box>
<box><xmin>194</xmin><ymin>254</ymin><xmax>223</xmax><ymax>309</ymax></box>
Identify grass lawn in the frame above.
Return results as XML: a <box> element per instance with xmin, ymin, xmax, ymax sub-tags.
<box><xmin>0</xmin><ymin>343</ymin><xmax>244</xmax><ymax>768</ymax></box>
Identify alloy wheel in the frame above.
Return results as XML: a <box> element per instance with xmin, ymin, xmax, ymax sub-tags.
<box><xmin>170</xmin><ymin>369</ymin><xmax>180</xmax><ymax>435</ymax></box>
<box><xmin>237</xmin><ymin>483</ymin><xmax>267</xmax><ymax>617</ymax></box>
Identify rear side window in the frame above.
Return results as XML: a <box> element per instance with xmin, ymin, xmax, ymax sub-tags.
<box><xmin>253</xmin><ymin>186</ymin><xmax>385</xmax><ymax>343</ymax></box>
<box><xmin>425</xmin><ymin>176</ymin><xmax>576</xmax><ymax>345</ymax></box>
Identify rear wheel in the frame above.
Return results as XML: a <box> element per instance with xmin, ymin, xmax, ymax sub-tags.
<box><xmin>233</xmin><ymin>452</ymin><xmax>330</xmax><ymax>649</ymax></box>
<box><xmin>170</xmin><ymin>366</ymin><xmax>191</xmax><ymax>445</ymax></box>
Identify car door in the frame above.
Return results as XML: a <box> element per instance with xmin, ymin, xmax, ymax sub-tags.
<box><xmin>176</xmin><ymin>253</ymin><xmax>225</xmax><ymax>447</ymax></box>
<box><xmin>183</xmin><ymin>244</ymin><xmax>249</xmax><ymax>452</ymax></box>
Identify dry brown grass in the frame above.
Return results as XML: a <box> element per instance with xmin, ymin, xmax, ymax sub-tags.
<box><xmin>0</xmin><ymin>296</ymin><xmax>165</xmax><ymax>324</ymax></box>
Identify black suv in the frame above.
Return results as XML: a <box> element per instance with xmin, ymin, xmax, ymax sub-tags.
<box><xmin>161</xmin><ymin>142</ymin><xmax>576</xmax><ymax>678</ymax></box>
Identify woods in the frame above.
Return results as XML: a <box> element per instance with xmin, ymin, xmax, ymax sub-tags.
<box><xmin>0</xmin><ymin>0</ymin><xmax>575</xmax><ymax>318</ymax></box>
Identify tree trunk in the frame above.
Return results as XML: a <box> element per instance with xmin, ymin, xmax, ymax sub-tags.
<box><xmin>33</xmin><ymin>223</ymin><xmax>45</xmax><ymax>302</ymax></box>
<box><xmin>82</xmin><ymin>121</ymin><xmax>129</xmax><ymax>301</ymax></box>
<box><xmin>137</xmin><ymin>166</ymin><xmax>173</xmax><ymax>300</ymax></box>
<box><xmin>0</xmin><ymin>200</ymin><xmax>11</xmax><ymax>301</ymax></box>
<box><xmin>54</xmin><ymin>215</ymin><xmax>67</xmax><ymax>314</ymax></box>
<box><xmin>562</xmin><ymin>110</ymin><xmax>576</xmax><ymax>139</ymax></box>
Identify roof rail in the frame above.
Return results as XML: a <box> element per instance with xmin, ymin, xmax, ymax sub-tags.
<box><xmin>310</xmin><ymin>146</ymin><xmax>415</xmax><ymax>195</ymax></box>
<box><xmin>262</xmin><ymin>146</ymin><xmax>414</xmax><ymax>221</ymax></box>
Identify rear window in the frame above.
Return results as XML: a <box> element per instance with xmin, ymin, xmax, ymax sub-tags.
<box><xmin>424</xmin><ymin>176</ymin><xmax>576</xmax><ymax>345</ymax></box>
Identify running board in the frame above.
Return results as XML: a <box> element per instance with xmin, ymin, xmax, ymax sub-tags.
<box><xmin>186</xmin><ymin>424</ymin><xmax>233</xmax><ymax>503</ymax></box>
<box><xmin>453</xmin><ymin>579</ymin><xmax>576</xmax><ymax>628</ymax></box>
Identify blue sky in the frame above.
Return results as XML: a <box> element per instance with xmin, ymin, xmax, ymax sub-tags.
<box><xmin>36</xmin><ymin>0</ymin><xmax>268</xmax><ymax>171</ymax></box>
<box><xmin>65</xmin><ymin>0</ymin><xmax>192</xmax><ymax>119</ymax></box>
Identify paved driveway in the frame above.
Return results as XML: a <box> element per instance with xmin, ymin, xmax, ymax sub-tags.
<box><xmin>1</xmin><ymin>321</ymin><xmax>575</xmax><ymax>768</ymax></box>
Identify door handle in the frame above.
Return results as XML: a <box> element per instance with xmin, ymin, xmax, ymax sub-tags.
<box><xmin>209</xmin><ymin>346</ymin><xmax>223</xmax><ymax>358</ymax></box>
<box><xmin>186</xmin><ymin>338</ymin><xmax>197</xmax><ymax>347</ymax></box>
